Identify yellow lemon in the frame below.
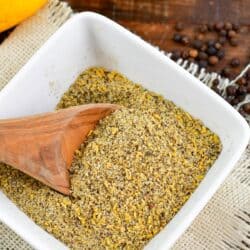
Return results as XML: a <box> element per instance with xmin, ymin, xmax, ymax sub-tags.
<box><xmin>0</xmin><ymin>0</ymin><xmax>48</xmax><ymax>32</ymax></box>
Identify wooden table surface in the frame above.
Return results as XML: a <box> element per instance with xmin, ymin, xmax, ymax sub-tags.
<box><xmin>0</xmin><ymin>0</ymin><xmax>249</xmax><ymax>79</ymax></box>
<box><xmin>67</xmin><ymin>0</ymin><xmax>250</xmax><ymax>79</ymax></box>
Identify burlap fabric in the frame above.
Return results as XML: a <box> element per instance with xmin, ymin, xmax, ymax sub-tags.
<box><xmin>0</xmin><ymin>1</ymin><xmax>249</xmax><ymax>249</ymax></box>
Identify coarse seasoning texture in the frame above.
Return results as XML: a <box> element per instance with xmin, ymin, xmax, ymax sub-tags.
<box><xmin>0</xmin><ymin>67</ymin><xmax>221</xmax><ymax>249</ymax></box>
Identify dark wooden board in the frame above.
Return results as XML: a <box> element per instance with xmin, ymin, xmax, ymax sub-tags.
<box><xmin>67</xmin><ymin>0</ymin><xmax>250</xmax><ymax>78</ymax></box>
<box><xmin>0</xmin><ymin>0</ymin><xmax>249</xmax><ymax>78</ymax></box>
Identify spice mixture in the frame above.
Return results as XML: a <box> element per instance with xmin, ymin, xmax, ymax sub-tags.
<box><xmin>0</xmin><ymin>67</ymin><xmax>221</xmax><ymax>249</ymax></box>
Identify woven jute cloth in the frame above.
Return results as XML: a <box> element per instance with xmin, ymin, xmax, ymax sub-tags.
<box><xmin>0</xmin><ymin>1</ymin><xmax>249</xmax><ymax>249</ymax></box>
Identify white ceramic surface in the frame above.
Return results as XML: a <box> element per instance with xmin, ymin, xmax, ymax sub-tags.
<box><xmin>0</xmin><ymin>12</ymin><xmax>249</xmax><ymax>250</ymax></box>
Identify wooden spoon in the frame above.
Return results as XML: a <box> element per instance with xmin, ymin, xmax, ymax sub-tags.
<box><xmin>0</xmin><ymin>103</ymin><xmax>119</xmax><ymax>195</ymax></box>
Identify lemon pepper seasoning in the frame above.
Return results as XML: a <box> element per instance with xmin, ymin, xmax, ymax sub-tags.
<box><xmin>0</xmin><ymin>67</ymin><xmax>221</xmax><ymax>249</ymax></box>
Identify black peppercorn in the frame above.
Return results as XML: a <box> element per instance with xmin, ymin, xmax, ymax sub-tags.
<box><xmin>246</xmin><ymin>82</ymin><xmax>250</xmax><ymax>93</ymax></box>
<box><xmin>242</xmin><ymin>103</ymin><xmax>250</xmax><ymax>114</ymax></box>
<box><xmin>207</xmin><ymin>40</ymin><xmax>216</xmax><ymax>46</ymax></box>
<box><xmin>226</xmin><ymin>96</ymin><xmax>233</xmax><ymax>104</ymax></box>
<box><xmin>217</xmin><ymin>50</ymin><xmax>225</xmax><ymax>59</ymax></box>
<box><xmin>198</xmin><ymin>60</ymin><xmax>208</xmax><ymax>69</ymax></box>
<box><xmin>173</xmin><ymin>33</ymin><xmax>182</xmax><ymax>43</ymax></box>
<box><xmin>228</xmin><ymin>30</ymin><xmax>237</xmax><ymax>38</ymax></box>
<box><xmin>230</xmin><ymin>98</ymin><xmax>240</xmax><ymax>106</ymax></box>
<box><xmin>198</xmin><ymin>51</ymin><xmax>208</xmax><ymax>60</ymax></box>
<box><xmin>236</xmin><ymin>78</ymin><xmax>247</xmax><ymax>86</ymax></box>
<box><xmin>192</xmin><ymin>39</ymin><xmax>203</xmax><ymax>50</ymax></box>
<box><xmin>225</xmin><ymin>22</ymin><xmax>233</xmax><ymax>30</ymax></box>
<box><xmin>211</xmin><ymin>86</ymin><xmax>221</xmax><ymax>95</ymax></box>
<box><xmin>230</xmin><ymin>38</ymin><xmax>238</xmax><ymax>47</ymax></box>
<box><xmin>207</xmin><ymin>46</ymin><xmax>217</xmax><ymax>56</ymax></box>
<box><xmin>214</xmin><ymin>22</ymin><xmax>224</xmax><ymax>31</ymax></box>
<box><xmin>237</xmin><ymin>85</ymin><xmax>247</xmax><ymax>95</ymax></box>
<box><xmin>171</xmin><ymin>50</ymin><xmax>181</xmax><ymax>61</ymax></box>
<box><xmin>175</xmin><ymin>22</ymin><xmax>184</xmax><ymax>31</ymax></box>
<box><xmin>238</xmin><ymin>94</ymin><xmax>246</xmax><ymax>102</ymax></box>
<box><xmin>226</xmin><ymin>85</ymin><xmax>237</xmax><ymax>96</ymax></box>
<box><xmin>232</xmin><ymin>23</ymin><xmax>240</xmax><ymax>31</ymax></box>
<box><xmin>230</xmin><ymin>58</ymin><xmax>240</xmax><ymax>68</ymax></box>
<box><xmin>220</xmin><ymin>29</ymin><xmax>227</xmax><ymax>36</ymax></box>
<box><xmin>218</xmin><ymin>36</ymin><xmax>227</xmax><ymax>45</ymax></box>
<box><xmin>208</xmin><ymin>56</ymin><xmax>219</xmax><ymax>65</ymax></box>
<box><xmin>222</xmin><ymin>67</ymin><xmax>231</xmax><ymax>78</ymax></box>
<box><xmin>245</xmin><ymin>71</ymin><xmax>250</xmax><ymax>80</ymax></box>
<box><xmin>212</xmin><ymin>79</ymin><xmax>220</xmax><ymax>86</ymax></box>
<box><xmin>239</xmin><ymin>107</ymin><xmax>245</xmax><ymax>116</ymax></box>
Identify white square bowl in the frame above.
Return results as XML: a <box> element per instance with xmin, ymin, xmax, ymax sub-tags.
<box><xmin>0</xmin><ymin>12</ymin><xmax>249</xmax><ymax>250</ymax></box>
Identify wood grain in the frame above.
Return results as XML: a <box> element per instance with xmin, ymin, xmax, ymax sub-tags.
<box><xmin>0</xmin><ymin>104</ymin><xmax>118</xmax><ymax>194</ymax></box>
<box><xmin>67</xmin><ymin>0</ymin><xmax>250</xmax><ymax>78</ymax></box>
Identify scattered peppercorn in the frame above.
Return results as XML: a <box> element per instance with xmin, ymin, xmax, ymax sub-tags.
<box><xmin>207</xmin><ymin>46</ymin><xmax>217</xmax><ymax>56</ymax></box>
<box><xmin>237</xmin><ymin>85</ymin><xmax>247</xmax><ymax>95</ymax></box>
<box><xmin>228</xmin><ymin>30</ymin><xmax>237</xmax><ymax>38</ymax></box>
<box><xmin>236</xmin><ymin>78</ymin><xmax>247</xmax><ymax>86</ymax></box>
<box><xmin>246</xmin><ymin>82</ymin><xmax>250</xmax><ymax>93</ymax></box>
<box><xmin>208</xmin><ymin>56</ymin><xmax>219</xmax><ymax>65</ymax></box>
<box><xmin>224</xmin><ymin>22</ymin><xmax>233</xmax><ymax>31</ymax></box>
<box><xmin>173</xmin><ymin>33</ymin><xmax>182</xmax><ymax>43</ymax></box>
<box><xmin>219</xmin><ymin>29</ymin><xmax>227</xmax><ymax>36</ymax></box>
<box><xmin>217</xmin><ymin>50</ymin><xmax>225</xmax><ymax>59</ymax></box>
<box><xmin>229</xmin><ymin>38</ymin><xmax>238</xmax><ymax>47</ymax></box>
<box><xmin>171</xmin><ymin>50</ymin><xmax>181</xmax><ymax>61</ymax></box>
<box><xmin>198</xmin><ymin>60</ymin><xmax>208</xmax><ymax>69</ymax></box>
<box><xmin>242</xmin><ymin>103</ymin><xmax>250</xmax><ymax>114</ymax></box>
<box><xmin>238</xmin><ymin>94</ymin><xmax>246</xmax><ymax>102</ymax></box>
<box><xmin>211</xmin><ymin>86</ymin><xmax>221</xmax><ymax>95</ymax></box>
<box><xmin>212</xmin><ymin>79</ymin><xmax>220</xmax><ymax>86</ymax></box>
<box><xmin>218</xmin><ymin>36</ymin><xmax>227</xmax><ymax>45</ymax></box>
<box><xmin>230</xmin><ymin>98</ymin><xmax>240</xmax><ymax>106</ymax></box>
<box><xmin>192</xmin><ymin>39</ymin><xmax>203</xmax><ymax>50</ymax></box>
<box><xmin>245</xmin><ymin>70</ymin><xmax>250</xmax><ymax>80</ymax></box>
<box><xmin>232</xmin><ymin>23</ymin><xmax>240</xmax><ymax>31</ymax></box>
<box><xmin>214</xmin><ymin>22</ymin><xmax>224</xmax><ymax>31</ymax></box>
<box><xmin>207</xmin><ymin>40</ymin><xmax>216</xmax><ymax>47</ymax></box>
<box><xmin>226</xmin><ymin>85</ymin><xmax>237</xmax><ymax>96</ymax></box>
<box><xmin>169</xmin><ymin>21</ymin><xmax>245</xmax><ymax>83</ymax></box>
<box><xmin>230</xmin><ymin>58</ymin><xmax>240</xmax><ymax>68</ymax></box>
<box><xmin>198</xmin><ymin>51</ymin><xmax>208</xmax><ymax>60</ymax></box>
<box><xmin>189</xmin><ymin>49</ymin><xmax>198</xmax><ymax>58</ymax></box>
<box><xmin>222</xmin><ymin>67</ymin><xmax>231</xmax><ymax>78</ymax></box>
<box><xmin>175</xmin><ymin>22</ymin><xmax>184</xmax><ymax>31</ymax></box>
